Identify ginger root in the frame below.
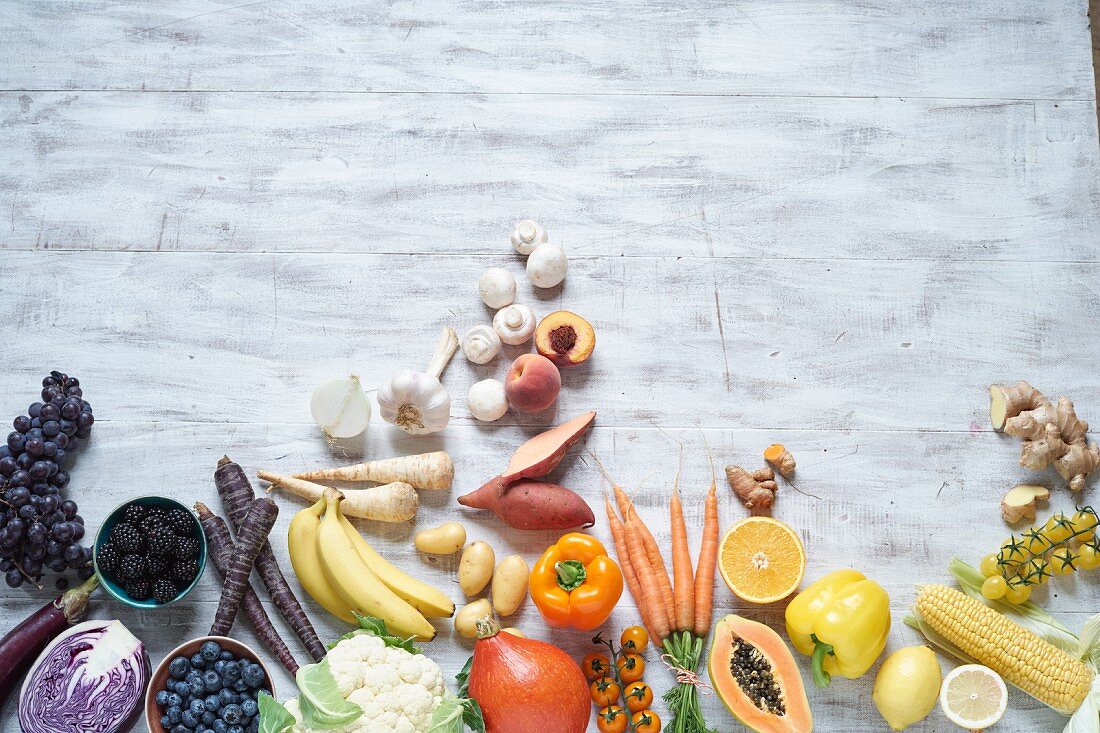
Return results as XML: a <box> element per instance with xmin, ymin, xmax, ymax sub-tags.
<box><xmin>763</xmin><ymin>444</ymin><xmax>796</xmax><ymax>478</ymax></box>
<box><xmin>989</xmin><ymin>381</ymin><xmax>1098</xmax><ymax>492</ymax></box>
<box><xmin>1001</xmin><ymin>484</ymin><xmax>1050</xmax><ymax>524</ymax></box>
<box><xmin>726</xmin><ymin>465</ymin><xmax>777</xmax><ymax>509</ymax></box>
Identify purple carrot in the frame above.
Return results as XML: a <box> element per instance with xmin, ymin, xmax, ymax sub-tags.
<box><xmin>209</xmin><ymin>498</ymin><xmax>277</xmax><ymax>636</ymax></box>
<box><xmin>215</xmin><ymin>456</ymin><xmax>326</xmax><ymax>661</ymax></box>
<box><xmin>0</xmin><ymin>574</ymin><xmax>99</xmax><ymax>707</ymax></box>
<box><xmin>196</xmin><ymin>502</ymin><xmax>299</xmax><ymax>675</ymax></box>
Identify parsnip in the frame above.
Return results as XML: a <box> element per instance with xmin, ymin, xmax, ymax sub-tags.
<box><xmin>259</xmin><ymin>471</ymin><xmax>418</xmax><ymax>522</ymax></box>
<box><xmin>290</xmin><ymin>451</ymin><xmax>454</xmax><ymax>490</ymax></box>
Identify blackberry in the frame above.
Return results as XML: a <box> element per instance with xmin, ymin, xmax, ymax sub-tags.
<box><xmin>173</xmin><ymin>558</ymin><xmax>199</xmax><ymax>585</ymax></box>
<box><xmin>121</xmin><ymin>503</ymin><xmax>148</xmax><ymax>525</ymax></box>
<box><xmin>96</xmin><ymin>544</ymin><xmax>120</xmax><ymax>573</ymax></box>
<box><xmin>139</xmin><ymin>508</ymin><xmax>167</xmax><ymax>534</ymax></box>
<box><xmin>152</xmin><ymin>578</ymin><xmax>179</xmax><ymax>604</ymax></box>
<box><xmin>147</xmin><ymin>527</ymin><xmax>178</xmax><ymax>556</ymax></box>
<box><xmin>147</xmin><ymin>553</ymin><xmax>171</xmax><ymax>576</ymax></box>
<box><xmin>165</xmin><ymin>508</ymin><xmax>194</xmax><ymax>536</ymax></box>
<box><xmin>176</xmin><ymin>536</ymin><xmax>200</xmax><ymax>560</ymax></box>
<box><xmin>124</xmin><ymin>578</ymin><xmax>152</xmax><ymax>601</ymax></box>
<box><xmin>116</xmin><ymin>553</ymin><xmax>146</xmax><ymax>580</ymax></box>
<box><xmin>109</xmin><ymin>522</ymin><xmax>145</xmax><ymax>554</ymax></box>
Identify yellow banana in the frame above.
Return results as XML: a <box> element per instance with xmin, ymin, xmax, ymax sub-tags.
<box><xmin>338</xmin><ymin>513</ymin><xmax>455</xmax><ymax>619</ymax></box>
<box><xmin>317</xmin><ymin>491</ymin><xmax>436</xmax><ymax>641</ymax></box>
<box><xmin>287</xmin><ymin>498</ymin><xmax>356</xmax><ymax>623</ymax></box>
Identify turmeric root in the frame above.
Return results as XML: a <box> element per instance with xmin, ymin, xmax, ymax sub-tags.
<box><xmin>725</xmin><ymin>465</ymin><xmax>777</xmax><ymax>509</ymax></box>
<box><xmin>989</xmin><ymin>381</ymin><xmax>1098</xmax><ymax>492</ymax></box>
<box><xmin>763</xmin><ymin>444</ymin><xmax>796</xmax><ymax>478</ymax></box>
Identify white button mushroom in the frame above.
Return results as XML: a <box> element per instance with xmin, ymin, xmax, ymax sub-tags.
<box><xmin>493</xmin><ymin>304</ymin><xmax>536</xmax><ymax>345</ymax></box>
<box><xmin>468</xmin><ymin>379</ymin><xmax>509</xmax><ymax>422</ymax></box>
<box><xmin>461</xmin><ymin>324</ymin><xmax>502</xmax><ymax>364</ymax></box>
<box><xmin>478</xmin><ymin>267</ymin><xmax>516</xmax><ymax>309</ymax></box>
<box><xmin>526</xmin><ymin>243</ymin><xmax>567</xmax><ymax>288</ymax></box>
<box><xmin>510</xmin><ymin>219</ymin><xmax>547</xmax><ymax>256</ymax></box>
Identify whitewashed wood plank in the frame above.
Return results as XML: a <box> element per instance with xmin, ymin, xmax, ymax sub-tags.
<box><xmin>0</xmin><ymin>421</ymin><xmax>1092</xmax><ymax>732</ymax></box>
<box><xmin>1</xmin><ymin>92</ymin><xmax>1097</xmax><ymax>259</ymax></box>
<box><xmin>0</xmin><ymin>251</ymin><xmax>1097</xmax><ymax>432</ymax></box>
<box><xmin>0</xmin><ymin>0</ymin><xmax>1092</xmax><ymax>100</ymax></box>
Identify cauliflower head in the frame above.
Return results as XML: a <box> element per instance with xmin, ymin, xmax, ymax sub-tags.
<box><xmin>284</xmin><ymin>632</ymin><xmax>446</xmax><ymax>733</ymax></box>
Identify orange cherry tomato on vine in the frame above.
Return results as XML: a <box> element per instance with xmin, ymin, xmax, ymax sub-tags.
<box><xmin>623</xmin><ymin>681</ymin><xmax>654</xmax><ymax>712</ymax></box>
<box><xmin>617</xmin><ymin>653</ymin><xmax>645</xmax><ymax>684</ymax></box>
<box><xmin>597</xmin><ymin>705</ymin><xmax>628</xmax><ymax>733</ymax></box>
<box><xmin>633</xmin><ymin>709</ymin><xmax>662</xmax><ymax>733</ymax></box>
<box><xmin>620</xmin><ymin>625</ymin><xmax>649</xmax><ymax>654</ymax></box>
<box><xmin>590</xmin><ymin>677</ymin><xmax>621</xmax><ymax>707</ymax></box>
<box><xmin>582</xmin><ymin>652</ymin><xmax>611</xmax><ymax>681</ymax></box>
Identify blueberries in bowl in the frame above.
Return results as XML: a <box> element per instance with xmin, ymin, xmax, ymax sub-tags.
<box><xmin>153</xmin><ymin>640</ymin><xmax>267</xmax><ymax>733</ymax></box>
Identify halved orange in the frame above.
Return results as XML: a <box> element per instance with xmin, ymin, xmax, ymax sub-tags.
<box><xmin>717</xmin><ymin>517</ymin><xmax>805</xmax><ymax>604</ymax></box>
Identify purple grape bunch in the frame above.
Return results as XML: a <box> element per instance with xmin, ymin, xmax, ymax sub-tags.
<box><xmin>0</xmin><ymin>371</ymin><xmax>95</xmax><ymax>588</ymax></box>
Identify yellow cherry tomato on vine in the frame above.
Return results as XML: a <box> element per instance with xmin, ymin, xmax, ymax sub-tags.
<box><xmin>1070</xmin><ymin>509</ymin><xmax>1099</xmax><ymax>535</ymax></box>
<box><xmin>1004</xmin><ymin>578</ymin><xmax>1032</xmax><ymax>605</ymax></box>
<box><xmin>590</xmin><ymin>678</ymin><xmax>621</xmax><ymax>707</ymax></box>
<box><xmin>633</xmin><ymin>709</ymin><xmax>662</xmax><ymax>733</ymax></box>
<box><xmin>979</xmin><ymin>553</ymin><xmax>1000</xmax><ymax>578</ymax></box>
<box><xmin>1043</xmin><ymin>514</ymin><xmax>1074</xmax><ymax>544</ymax></box>
<box><xmin>1051</xmin><ymin>547</ymin><xmax>1079</xmax><ymax>576</ymax></box>
<box><xmin>617</xmin><ymin>653</ymin><xmax>645</xmax><ymax>684</ymax></box>
<box><xmin>1078</xmin><ymin>543</ymin><xmax>1100</xmax><ymax>570</ymax></box>
<box><xmin>981</xmin><ymin>575</ymin><xmax>1007</xmax><ymax>600</ymax></box>
<box><xmin>620</xmin><ymin>626</ymin><xmax>649</xmax><ymax>654</ymax></box>
<box><xmin>597</xmin><ymin>706</ymin><xmax>628</xmax><ymax>733</ymax></box>
<box><xmin>582</xmin><ymin>652</ymin><xmax>611</xmax><ymax>681</ymax></box>
<box><xmin>623</xmin><ymin>681</ymin><xmax>654</xmax><ymax>712</ymax></box>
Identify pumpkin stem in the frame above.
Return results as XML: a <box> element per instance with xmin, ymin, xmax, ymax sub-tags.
<box><xmin>475</xmin><ymin>616</ymin><xmax>501</xmax><ymax>640</ymax></box>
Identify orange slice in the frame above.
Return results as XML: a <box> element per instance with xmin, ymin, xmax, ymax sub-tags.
<box><xmin>717</xmin><ymin>517</ymin><xmax>805</xmax><ymax>604</ymax></box>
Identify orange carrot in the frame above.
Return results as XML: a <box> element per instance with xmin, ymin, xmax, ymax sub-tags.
<box><xmin>615</xmin><ymin>486</ymin><xmax>675</xmax><ymax>631</ymax></box>
<box><xmin>693</xmin><ymin>483</ymin><xmax>719</xmax><ymax>637</ymax></box>
<box><xmin>669</xmin><ymin>487</ymin><xmax>694</xmax><ymax>633</ymax></box>
<box><xmin>624</xmin><ymin>516</ymin><xmax>670</xmax><ymax>643</ymax></box>
<box><xmin>605</xmin><ymin>497</ymin><xmax>650</xmax><ymax>633</ymax></box>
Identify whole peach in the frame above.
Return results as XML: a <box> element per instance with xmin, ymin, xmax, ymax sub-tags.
<box><xmin>505</xmin><ymin>354</ymin><xmax>561</xmax><ymax>413</ymax></box>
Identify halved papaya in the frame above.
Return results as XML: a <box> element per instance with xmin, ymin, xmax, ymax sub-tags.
<box><xmin>708</xmin><ymin>614</ymin><xmax>813</xmax><ymax>733</ymax></box>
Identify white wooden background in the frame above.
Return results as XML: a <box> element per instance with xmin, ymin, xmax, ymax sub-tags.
<box><xmin>1</xmin><ymin>1</ymin><xmax>1098</xmax><ymax>731</ymax></box>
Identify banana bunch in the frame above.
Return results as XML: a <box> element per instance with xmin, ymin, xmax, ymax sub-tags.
<box><xmin>288</xmin><ymin>487</ymin><xmax>454</xmax><ymax>640</ymax></box>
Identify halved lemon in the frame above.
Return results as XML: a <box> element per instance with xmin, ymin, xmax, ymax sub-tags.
<box><xmin>939</xmin><ymin>664</ymin><xmax>1007</xmax><ymax>731</ymax></box>
<box><xmin>717</xmin><ymin>517</ymin><xmax>805</xmax><ymax>603</ymax></box>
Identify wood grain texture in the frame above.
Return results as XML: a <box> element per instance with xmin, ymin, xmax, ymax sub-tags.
<box><xmin>0</xmin><ymin>0</ymin><xmax>1097</xmax><ymax>731</ymax></box>
<box><xmin>2</xmin><ymin>92</ymin><xmax>1098</xmax><ymax>258</ymax></box>
<box><xmin>0</xmin><ymin>0</ymin><xmax>1094</xmax><ymax>99</ymax></box>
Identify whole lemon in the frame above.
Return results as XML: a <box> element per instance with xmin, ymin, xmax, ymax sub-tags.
<box><xmin>872</xmin><ymin>646</ymin><xmax>942</xmax><ymax>730</ymax></box>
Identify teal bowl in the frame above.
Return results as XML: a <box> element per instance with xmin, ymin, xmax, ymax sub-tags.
<box><xmin>93</xmin><ymin>496</ymin><xmax>206</xmax><ymax>609</ymax></box>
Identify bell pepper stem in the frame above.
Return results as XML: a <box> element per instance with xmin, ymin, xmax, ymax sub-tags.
<box><xmin>810</xmin><ymin>634</ymin><xmax>834</xmax><ymax>688</ymax></box>
<box><xmin>554</xmin><ymin>559</ymin><xmax>587</xmax><ymax>592</ymax></box>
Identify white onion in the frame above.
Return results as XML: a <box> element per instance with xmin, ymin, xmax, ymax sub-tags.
<box><xmin>310</xmin><ymin>375</ymin><xmax>371</xmax><ymax>439</ymax></box>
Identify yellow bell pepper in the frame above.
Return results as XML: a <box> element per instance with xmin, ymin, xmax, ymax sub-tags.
<box><xmin>784</xmin><ymin>569</ymin><xmax>891</xmax><ymax>687</ymax></box>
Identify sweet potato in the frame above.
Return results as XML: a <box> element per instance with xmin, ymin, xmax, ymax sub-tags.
<box><xmin>458</xmin><ymin>476</ymin><xmax>595</xmax><ymax>530</ymax></box>
<box><xmin>500</xmin><ymin>411</ymin><xmax>596</xmax><ymax>484</ymax></box>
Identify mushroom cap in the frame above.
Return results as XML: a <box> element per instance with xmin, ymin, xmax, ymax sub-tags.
<box><xmin>526</xmin><ymin>243</ymin><xmax>567</xmax><ymax>288</ymax></box>
<box><xmin>493</xmin><ymin>304</ymin><xmax>536</xmax><ymax>345</ymax></box>
<box><xmin>510</xmin><ymin>219</ymin><xmax>548</xmax><ymax>255</ymax></box>
<box><xmin>478</xmin><ymin>267</ymin><xmax>517</xmax><ymax>309</ymax></box>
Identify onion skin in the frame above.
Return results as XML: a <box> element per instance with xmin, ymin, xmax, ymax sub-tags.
<box><xmin>0</xmin><ymin>575</ymin><xmax>98</xmax><ymax>709</ymax></box>
<box><xmin>469</xmin><ymin>619</ymin><xmax>589</xmax><ymax>733</ymax></box>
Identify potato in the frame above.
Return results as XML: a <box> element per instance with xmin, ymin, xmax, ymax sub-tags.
<box><xmin>502</xmin><ymin>627</ymin><xmax>526</xmax><ymax>638</ymax></box>
<box><xmin>413</xmin><ymin>521</ymin><xmax>467</xmax><ymax>554</ymax></box>
<box><xmin>458</xmin><ymin>541</ymin><xmax>495</xmax><ymax>596</ymax></box>
<box><xmin>454</xmin><ymin>598</ymin><xmax>493</xmax><ymax>638</ymax></box>
<box><xmin>491</xmin><ymin>554</ymin><xmax>530</xmax><ymax>616</ymax></box>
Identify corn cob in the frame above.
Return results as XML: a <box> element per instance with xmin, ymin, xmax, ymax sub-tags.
<box><xmin>915</xmin><ymin>584</ymin><xmax>1093</xmax><ymax>714</ymax></box>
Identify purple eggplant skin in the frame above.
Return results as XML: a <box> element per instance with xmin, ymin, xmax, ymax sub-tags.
<box><xmin>0</xmin><ymin>575</ymin><xmax>98</xmax><ymax>705</ymax></box>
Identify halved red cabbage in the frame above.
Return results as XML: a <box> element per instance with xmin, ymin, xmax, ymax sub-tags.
<box><xmin>18</xmin><ymin>619</ymin><xmax>149</xmax><ymax>733</ymax></box>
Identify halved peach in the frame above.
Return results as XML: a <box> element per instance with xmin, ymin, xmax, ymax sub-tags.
<box><xmin>535</xmin><ymin>311</ymin><xmax>596</xmax><ymax>367</ymax></box>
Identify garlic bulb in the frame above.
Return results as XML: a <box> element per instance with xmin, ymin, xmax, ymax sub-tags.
<box><xmin>527</xmin><ymin>242</ymin><xmax>567</xmax><ymax>288</ymax></box>
<box><xmin>462</xmin><ymin>324</ymin><xmax>502</xmax><ymax>364</ymax></box>
<box><xmin>468</xmin><ymin>379</ymin><xmax>509</xmax><ymax>422</ymax></box>
<box><xmin>478</xmin><ymin>267</ymin><xmax>516</xmax><ymax>309</ymax></box>
<box><xmin>310</xmin><ymin>375</ymin><xmax>371</xmax><ymax>438</ymax></box>
<box><xmin>493</xmin><ymin>304</ymin><xmax>536</xmax><ymax>345</ymax></box>
<box><xmin>377</xmin><ymin>326</ymin><xmax>459</xmax><ymax>435</ymax></box>
<box><xmin>510</xmin><ymin>219</ymin><xmax>547</xmax><ymax>255</ymax></box>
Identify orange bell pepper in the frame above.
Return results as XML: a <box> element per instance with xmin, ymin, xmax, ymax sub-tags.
<box><xmin>530</xmin><ymin>533</ymin><xmax>623</xmax><ymax>630</ymax></box>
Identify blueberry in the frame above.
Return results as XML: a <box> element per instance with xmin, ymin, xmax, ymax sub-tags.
<box><xmin>214</xmin><ymin>659</ymin><xmax>227</xmax><ymax>674</ymax></box>
<box><xmin>203</xmin><ymin>710</ymin><xmax>217</xmax><ymax>725</ymax></box>
<box><xmin>233</xmin><ymin>678</ymin><xmax>249</xmax><ymax>692</ymax></box>
<box><xmin>200</xmin><ymin>640</ymin><xmax>222</xmax><ymax>661</ymax></box>
<box><xmin>187</xmin><ymin>669</ymin><xmax>204</xmax><ymax>684</ymax></box>
<box><xmin>156</xmin><ymin>689</ymin><xmax>171</xmax><ymax>706</ymax></box>
<box><xmin>227</xmin><ymin>727</ymin><xmax>243</xmax><ymax>733</ymax></box>
<box><xmin>218</xmin><ymin>688</ymin><xmax>238</xmax><ymax>707</ymax></box>
<box><xmin>191</xmin><ymin>653</ymin><xmax>206</xmax><ymax>668</ymax></box>
<box><xmin>240</xmin><ymin>698</ymin><xmax>258</xmax><ymax>718</ymax></box>
<box><xmin>221</xmin><ymin>662</ymin><xmax>241</xmax><ymax>683</ymax></box>
<box><xmin>167</xmin><ymin>705</ymin><xmax>183</xmax><ymax>723</ymax></box>
<box><xmin>182</xmin><ymin>710</ymin><xmax>200</xmax><ymax>727</ymax></box>
<box><xmin>167</xmin><ymin>692</ymin><xmax>183</xmax><ymax>708</ymax></box>
<box><xmin>188</xmin><ymin>676</ymin><xmax>206</xmax><ymax>697</ymax></box>
<box><xmin>219</xmin><ymin>650</ymin><xmax>235</xmax><ymax>661</ymax></box>
<box><xmin>241</xmin><ymin>663</ymin><xmax>265</xmax><ymax>689</ymax></box>
<box><xmin>174</xmin><ymin>681</ymin><xmax>191</xmax><ymax>696</ymax></box>
<box><xmin>171</xmin><ymin>725</ymin><xmax>189</xmax><ymax>733</ymax></box>
<box><xmin>169</xmin><ymin>656</ymin><xmax>191</xmax><ymax>679</ymax></box>
<box><xmin>161</xmin><ymin>716</ymin><xmax>171</xmax><ymax>728</ymax></box>
<box><xmin>205</xmin><ymin>694</ymin><xmax>220</xmax><ymax>712</ymax></box>
<box><xmin>212</xmin><ymin>722</ymin><xmax>228</xmax><ymax>733</ymax></box>
<box><xmin>222</xmin><ymin>703</ymin><xmax>243</xmax><ymax>725</ymax></box>
<box><xmin>202</xmin><ymin>669</ymin><xmax>221</xmax><ymax>692</ymax></box>
<box><xmin>247</xmin><ymin>720</ymin><xmax>259</xmax><ymax>733</ymax></box>
<box><xmin>189</xmin><ymin>698</ymin><xmax>206</xmax><ymax>715</ymax></box>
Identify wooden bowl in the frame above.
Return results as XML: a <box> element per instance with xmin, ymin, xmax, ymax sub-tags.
<box><xmin>144</xmin><ymin>635</ymin><xmax>276</xmax><ymax>733</ymax></box>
